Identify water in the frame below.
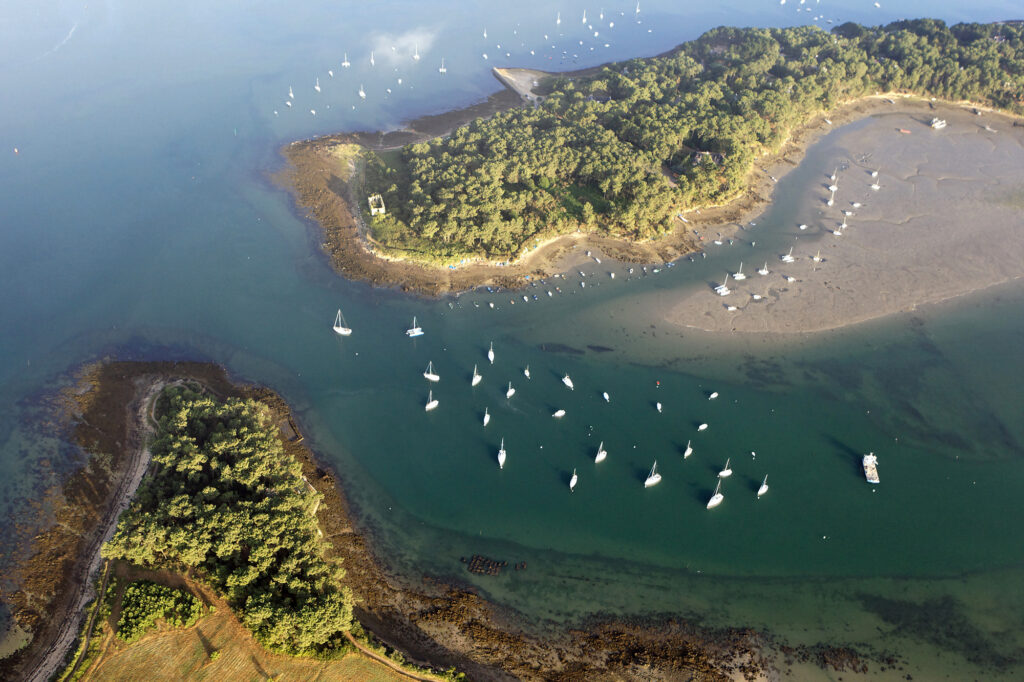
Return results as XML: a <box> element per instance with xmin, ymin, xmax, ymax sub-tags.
<box><xmin>2</xmin><ymin>1</ymin><xmax>1024</xmax><ymax>677</ymax></box>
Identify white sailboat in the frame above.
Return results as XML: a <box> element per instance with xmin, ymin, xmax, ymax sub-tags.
<box><xmin>732</xmin><ymin>262</ymin><xmax>746</xmax><ymax>281</ymax></box>
<box><xmin>582</xmin><ymin>9</ymin><xmax>587</xmax><ymax>23</ymax></box>
<box><xmin>506</xmin><ymin>382</ymin><xmax>515</xmax><ymax>399</ymax></box>
<box><xmin>714</xmin><ymin>273</ymin><xmax>731</xmax><ymax>296</ymax></box>
<box><xmin>708</xmin><ymin>391</ymin><xmax>719</xmax><ymax>400</ymax></box>
<box><xmin>569</xmin><ymin>467</ymin><xmax>578</xmax><ymax>491</ymax></box>
<box><xmin>595</xmin><ymin>441</ymin><xmax>607</xmax><ymax>463</ymax></box>
<box><xmin>288</xmin><ymin>86</ymin><xmax>294</xmax><ymax>99</ymax></box>
<box><xmin>757</xmin><ymin>475</ymin><xmax>769</xmax><ymax>497</ymax></box>
<box><xmin>552</xmin><ymin>409</ymin><xmax>566</xmax><ymax>418</ymax></box>
<box><xmin>424</xmin><ymin>390</ymin><xmax>438</xmax><ymax>411</ymax></box>
<box><xmin>498</xmin><ymin>438</ymin><xmax>506</xmax><ymax>469</ymax></box>
<box><xmin>487</xmin><ymin>342</ymin><xmax>495</xmax><ymax>365</ymax></box>
<box><xmin>556</xmin><ymin>12</ymin><xmax>561</xmax><ymax>25</ymax></box>
<box><xmin>314</xmin><ymin>77</ymin><xmax>320</xmax><ymax>92</ymax></box>
<box><xmin>812</xmin><ymin>249</ymin><xmax>822</xmax><ymax>263</ymax></box>
<box><xmin>684</xmin><ymin>440</ymin><xmax>693</xmax><ymax>458</ymax></box>
<box><xmin>524</xmin><ymin>365</ymin><xmax>531</xmax><ymax>379</ymax></box>
<box><xmin>423</xmin><ymin>361</ymin><xmax>440</xmax><ymax>382</ymax></box>
<box><xmin>562</xmin><ymin>374</ymin><xmax>574</xmax><ymax>390</ymax></box>
<box><xmin>358</xmin><ymin>84</ymin><xmax>366</xmax><ymax>99</ymax></box>
<box><xmin>718</xmin><ymin>458</ymin><xmax>733</xmax><ymax>478</ymax></box>
<box><xmin>603</xmin><ymin>392</ymin><xmax>610</xmax><ymax>403</ymax></box>
<box><xmin>758</xmin><ymin>262</ymin><xmax>770</xmax><ymax>276</ymax></box>
<box><xmin>332</xmin><ymin>309</ymin><xmax>352</xmax><ymax>336</ymax></box>
<box><xmin>406</xmin><ymin>316</ymin><xmax>424</xmax><ymax>337</ymax></box>
<box><xmin>698</xmin><ymin>423</ymin><xmax>708</xmax><ymax>432</ymax></box>
<box><xmin>438</xmin><ymin>58</ymin><xmax>447</xmax><ymax>74</ymax></box>
<box><xmin>870</xmin><ymin>182</ymin><xmax>880</xmax><ymax>191</ymax></box>
<box><xmin>483</xmin><ymin>27</ymin><xmax>488</xmax><ymax>38</ymax></box>
<box><xmin>483</xmin><ymin>407</ymin><xmax>490</xmax><ymax>426</ymax></box>
<box><xmin>644</xmin><ymin>461</ymin><xmax>661</xmax><ymax>488</ymax></box>
<box><xmin>706</xmin><ymin>480</ymin><xmax>724</xmax><ymax>509</ymax></box>
<box><xmin>471</xmin><ymin>364</ymin><xmax>482</xmax><ymax>386</ymax></box>
<box><xmin>412</xmin><ymin>43</ymin><xmax>420</xmax><ymax>61</ymax></box>
<box><xmin>342</xmin><ymin>53</ymin><xmax>350</xmax><ymax>68</ymax></box>
<box><xmin>370</xmin><ymin>51</ymin><xmax>375</xmax><ymax>66</ymax></box>
<box><xmin>656</xmin><ymin>402</ymin><xmax>662</xmax><ymax>413</ymax></box>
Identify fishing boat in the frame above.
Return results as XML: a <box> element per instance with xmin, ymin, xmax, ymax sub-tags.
<box><xmin>708</xmin><ymin>391</ymin><xmax>719</xmax><ymax>400</ymax></box>
<box><xmin>732</xmin><ymin>262</ymin><xmax>746</xmax><ymax>281</ymax></box>
<box><xmin>595</xmin><ymin>441</ymin><xmax>607</xmax><ymax>463</ymax></box>
<box><xmin>332</xmin><ymin>309</ymin><xmax>352</xmax><ymax>336</ymax></box>
<box><xmin>487</xmin><ymin>342</ymin><xmax>494</xmax><ymax>365</ymax></box>
<box><xmin>758</xmin><ymin>262</ymin><xmax>769</xmax><ymax>276</ymax></box>
<box><xmin>523</xmin><ymin>365</ymin><xmax>531</xmax><ymax>379</ymax></box>
<box><xmin>863</xmin><ymin>452</ymin><xmax>880</xmax><ymax>484</ymax></box>
<box><xmin>644</xmin><ymin>461</ymin><xmax>661</xmax><ymax>488</ymax></box>
<box><xmin>757</xmin><ymin>475</ymin><xmax>769</xmax><ymax>497</ymax></box>
<box><xmin>483</xmin><ymin>407</ymin><xmax>490</xmax><ymax>426</ymax></box>
<box><xmin>424</xmin><ymin>390</ymin><xmax>438</xmax><ymax>411</ymax></box>
<box><xmin>498</xmin><ymin>438</ymin><xmax>506</xmax><ymax>469</ymax></box>
<box><xmin>569</xmin><ymin>468</ymin><xmax>578</xmax><ymax>491</ymax></box>
<box><xmin>698</xmin><ymin>423</ymin><xmax>708</xmax><ymax>432</ymax></box>
<box><xmin>684</xmin><ymin>440</ymin><xmax>693</xmax><ymax>458</ymax></box>
<box><xmin>406</xmin><ymin>316</ymin><xmax>423</xmax><ymax>337</ymax></box>
<box><xmin>603</xmin><ymin>392</ymin><xmax>610</xmax><ymax>403</ymax></box>
<box><xmin>552</xmin><ymin>409</ymin><xmax>566</xmax><ymax>418</ymax></box>
<box><xmin>562</xmin><ymin>374</ymin><xmax>574</xmax><ymax>390</ymax></box>
<box><xmin>471</xmin><ymin>364</ymin><xmax>482</xmax><ymax>386</ymax></box>
<box><xmin>506</xmin><ymin>382</ymin><xmax>515</xmax><ymax>399</ymax></box>
<box><xmin>719</xmin><ymin>458</ymin><xmax>733</xmax><ymax>478</ymax></box>
<box><xmin>423</xmin><ymin>361</ymin><xmax>440</xmax><ymax>382</ymax></box>
<box><xmin>706</xmin><ymin>480</ymin><xmax>724</xmax><ymax>509</ymax></box>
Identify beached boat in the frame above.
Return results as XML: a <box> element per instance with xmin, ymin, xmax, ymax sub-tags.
<box><xmin>487</xmin><ymin>342</ymin><xmax>494</xmax><ymax>365</ymax></box>
<box><xmin>552</xmin><ymin>409</ymin><xmax>566</xmax><ymax>418</ymax></box>
<box><xmin>698</xmin><ymin>423</ymin><xmax>708</xmax><ymax>432</ymax></box>
<box><xmin>424</xmin><ymin>390</ymin><xmax>438</xmax><ymax>412</ymax></box>
<box><xmin>644</xmin><ymin>461</ymin><xmax>661</xmax><ymax>488</ymax></box>
<box><xmin>714</xmin><ymin>273</ymin><xmax>731</xmax><ymax>296</ymax></box>
<box><xmin>423</xmin><ymin>361</ymin><xmax>440</xmax><ymax>382</ymax></box>
<box><xmin>471</xmin><ymin>364</ymin><xmax>482</xmax><ymax>386</ymax></box>
<box><xmin>406</xmin><ymin>316</ymin><xmax>423</xmax><ymax>337</ymax></box>
<box><xmin>757</xmin><ymin>475</ymin><xmax>769</xmax><ymax>497</ymax></box>
<box><xmin>562</xmin><ymin>374</ymin><xmax>574</xmax><ymax>390</ymax></box>
<box><xmin>758</xmin><ymin>262</ymin><xmax>769</xmax><ymax>276</ymax></box>
<box><xmin>870</xmin><ymin>182</ymin><xmax>880</xmax><ymax>191</ymax></box>
<box><xmin>930</xmin><ymin>117</ymin><xmax>947</xmax><ymax>129</ymax></box>
<box><xmin>483</xmin><ymin>407</ymin><xmax>490</xmax><ymax>426</ymax></box>
<box><xmin>863</xmin><ymin>453</ymin><xmax>880</xmax><ymax>484</ymax></box>
<box><xmin>707</xmin><ymin>480</ymin><xmax>724</xmax><ymax>509</ymax></box>
<box><xmin>332</xmin><ymin>309</ymin><xmax>352</xmax><ymax>336</ymax></box>
<box><xmin>812</xmin><ymin>250</ymin><xmax>822</xmax><ymax>263</ymax></box>
<box><xmin>506</xmin><ymin>381</ymin><xmax>515</xmax><ymax>399</ymax></box>
<box><xmin>498</xmin><ymin>438</ymin><xmax>506</xmax><ymax>469</ymax></box>
<box><xmin>732</xmin><ymin>262</ymin><xmax>746</xmax><ymax>281</ymax></box>
<box><xmin>595</xmin><ymin>441</ymin><xmax>607</xmax><ymax>463</ymax></box>
<box><xmin>684</xmin><ymin>440</ymin><xmax>693</xmax><ymax>458</ymax></box>
<box><xmin>781</xmin><ymin>247</ymin><xmax>795</xmax><ymax>263</ymax></box>
<box><xmin>719</xmin><ymin>458</ymin><xmax>733</xmax><ymax>478</ymax></box>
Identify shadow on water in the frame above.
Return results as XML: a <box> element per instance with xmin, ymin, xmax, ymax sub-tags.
<box><xmin>825</xmin><ymin>434</ymin><xmax>866</xmax><ymax>479</ymax></box>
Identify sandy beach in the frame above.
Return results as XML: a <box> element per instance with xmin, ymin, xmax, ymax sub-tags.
<box><xmin>660</xmin><ymin>100</ymin><xmax>1024</xmax><ymax>335</ymax></box>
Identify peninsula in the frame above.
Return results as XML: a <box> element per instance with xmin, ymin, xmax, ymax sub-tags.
<box><xmin>283</xmin><ymin>19</ymin><xmax>1024</xmax><ymax>294</ymax></box>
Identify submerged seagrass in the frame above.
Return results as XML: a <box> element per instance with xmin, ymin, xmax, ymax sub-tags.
<box><xmin>363</xmin><ymin>20</ymin><xmax>1024</xmax><ymax>261</ymax></box>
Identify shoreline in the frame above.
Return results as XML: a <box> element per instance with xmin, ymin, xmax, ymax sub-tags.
<box><xmin>0</xmin><ymin>360</ymin><xmax>883</xmax><ymax>680</ymax></box>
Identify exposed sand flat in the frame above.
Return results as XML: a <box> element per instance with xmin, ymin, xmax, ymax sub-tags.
<box><xmin>665</xmin><ymin>101</ymin><xmax>1024</xmax><ymax>335</ymax></box>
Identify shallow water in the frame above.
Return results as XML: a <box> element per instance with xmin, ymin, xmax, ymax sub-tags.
<box><xmin>2</xmin><ymin>0</ymin><xmax>1024</xmax><ymax>677</ymax></box>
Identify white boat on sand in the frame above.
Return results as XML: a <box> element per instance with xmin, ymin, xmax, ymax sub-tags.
<box><xmin>332</xmin><ymin>309</ymin><xmax>352</xmax><ymax>336</ymax></box>
<box><xmin>644</xmin><ymin>461</ymin><xmax>662</xmax><ymax>488</ymax></box>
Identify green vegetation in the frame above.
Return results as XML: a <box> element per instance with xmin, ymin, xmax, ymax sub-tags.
<box><xmin>363</xmin><ymin>20</ymin><xmax>1024</xmax><ymax>263</ymax></box>
<box><xmin>102</xmin><ymin>387</ymin><xmax>353</xmax><ymax>656</ymax></box>
<box><xmin>116</xmin><ymin>580</ymin><xmax>203</xmax><ymax>644</ymax></box>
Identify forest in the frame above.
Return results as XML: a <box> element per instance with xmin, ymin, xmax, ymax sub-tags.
<box><xmin>102</xmin><ymin>387</ymin><xmax>353</xmax><ymax>656</ymax></box>
<box><xmin>362</xmin><ymin>20</ymin><xmax>1024</xmax><ymax>263</ymax></box>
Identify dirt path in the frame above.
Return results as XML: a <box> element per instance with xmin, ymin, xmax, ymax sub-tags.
<box><xmin>343</xmin><ymin>631</ymin><xmax>439</xmax><ymax>681</ymax></box>
<box><xmin>25</xmin><ymin>378</ymin><xmax>168</xmax><ymax>682</ymax></box>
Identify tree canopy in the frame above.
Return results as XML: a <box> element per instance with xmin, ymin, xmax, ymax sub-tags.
<box><xmin>362</xmin><ymin>20</ymin><xmax>1024</xmax><ymax>263</ymax></box>
<box><xmin>102</xmin><ymin>387</ymin><xmax>353</xmax><ymax>655</ymax></box>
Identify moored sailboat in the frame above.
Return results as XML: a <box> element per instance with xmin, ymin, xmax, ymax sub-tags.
<box><xmin>332</xmin><ymin>309</ymin><xmax>352</xmax><ymax>336</ymax></box>
<box><xmin>498</xmin><ymin>438</ymin><xmax>506</xmax><ymax>469</ymax></box>
<box><xmin>595</xmin><ymin>441</ymin><xmax>607</xmax><ymax>463</ymax></box>
<box><xmin>562</xmin><ymin>374</ymin><xmax>574</xmax><ymax>390</ymax></box>
<box><xmin>424</xmin><ymin>390</ymin><xmax>438</xmax><ymax>411</ymax></box>
<box><xmin>423</xmin><ymin>361</ymin><xmax>440</xmax><ymax>382</ymax></box>
<box><xmin>644</xmin><ymin>461</ymin><xmax>661</xmax><ymax>488</ymax></box>
<box><xmin>707</xmin><ymin>480</ymin><xmax>724</xmax><ymax>509</ymax></box>
<box><xmin>471</xmin><ymin>364</ymin><xmax>482</xmax><ymax>386</ymax></box>
<box><xmin>569</xmin><ymin>468</ymin><xmax>578</xmax><ymax>491</ymax></box>
<box><xmin>718</xmin><ymin>458</ymin><xmax>733</xmax><ymax>478</ymax></box>
<box><xmin>406</xmin><ymin>316</ymin><xmax>423</xmax><ymax>337</ymax></box>
<box><xmin>757</xmin><ymin>475</ymin><xmax>769</xmax><ymax>497</ymax></box>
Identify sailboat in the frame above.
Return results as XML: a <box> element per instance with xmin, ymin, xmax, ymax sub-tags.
<box><xmin>718</xmin><ymin>458</ymin><xmax>733</xmax><ymax>478</ymax></box>
<box><xmin>758</xmin><ymin>262</ymin><xmax>769</xmax><ymax>276</ymax></box>
<box><xmin>698</xmin><ymin>423</ymin><xmax>708</xmax><ymax>431</ymax></box>
<box><xmin>406</xmin><ymin>316</ymin><xmax>424</xmax><ymax>337</ymax></box>
<box><xmin>523</xmin><ymin>365</ymin><xmax>531</xmax><ymax>379</ymax></box>
<box><xmin>594</xmin><ymin>441</ymin><xmax>607</xmax><ymax>463</ymax></box>
<box><xmin>757</xmin><ymin>475</ymin><xmax>769</xmax><ymax>497</ymax></box>
<box><xmin>498</xmin><ymin>438</ymin><xmax>506</xmax><ymax>469</ymax></box>
<box><xmin>644</xmin><ymin>461</ymin><xmax>661</xmax><ymax>488</ymax></box>
<box><xmin>314</xmin><ymin>77</ymin><xmax>320</xmax><ymax>92</ymax></box>
<box><xmin>288</xmin><ymin>86</ymin><xmax>294</xmax><ymax>99</ymax></box>
<box><xmin>684</xmin><ymin>440</ymin><xmax>693</xmax><ymax>458</ymax></box>
<box><xmin>582</xmin><ymin>9</ymin><xmax>587</xmax><ymax>23</ymax></box>
<box><xmin>487</xmin><ymin>342</ymin><xmax>494</xmax><ymax>365</ymax></box>
<box><xmin>706</xmin><ymin>480</ymin><xmax>724</xmax><ymax>509</ymax></box>
<box><xmin>714</xmin><ymin>273</ymin><xmax>731</xmax><ymax>296</ymax></box>
<box><xmin>471</xmin><ymin>365</ymin><xmax>482</xmax><ymax>386</ymax></box>
<box><xmin>438</xmin><ymin>58</ymin><xmax>446</xmax><ymax>74</ymax></box>
<box><xmin>708</xmin><ymin>391</ymin><xmax>719</xmax><ymax>400</ymax></box>
<box><xmin>569</xmin><ymin>468</ymin><xmax>578</xmax><ymax>492</ymax></box>
<box><xmin>732</xmin><ymin>262</ymin><xmax>746</xmax><ymax>281</ymax></box>
<box><xmin>483</xmin><ymin>27</ymin><xmax>487</xmax><ymax>38</ymax></box>
<box><xmin>552</xmin><ymin>409</ymin><xmax>566</xmax><ymax>418</ymax></box>
<box><xmin>556</xmin><ymin>11</ymin><xmax>561</xmax><ymax>25</ymax></box>
<box><xmin>656</xmin><ymin>402</ymin><xmax>662</xmax><ymax>413</ymax></box>
<box><xmin>332</xmin><ymin>309</ymin><xmax>352</xmax><ymax>336</ymax></box>
<box><xmin>342</xmin><ymin>53</ymin><xmax>350</xmax><ymax>68</ymax></box>
<box><xmin>412</xmin><ymin>43</ymin><xmax>420</xmax><ymax>61</ymax></box>
<box><xmin>562</xmin><ymin>374</ymin><xmax>574</xmax><ymax>390</ymax></box>
<box><xmin>483</xmin><ymin>407</ymin><xmax>490</xmax><ymax>426</ymax></box>
<box><xmin>424</xmin><ymin>390</ymin><xmax>438</xmax><ymax>411</ymax></box>
<box><xmin>812</xmin><ymin>249</ymin><xmax>822</xmax><ymax>263</ymax></box>
<box><xmin>423</xmin><ymin>361</ymin><xmax>440</xmax><ymax>382</ymax></box>
<box><xmin>370</xmin><ymin>51</ymin><xmax>375</xmax><ymax>66</ymax></box>
<box><xmin>506</xmin><ymin>382</ymin><xmax>515</xmax><ymax>399</ymax></box>
<box><xmin>358</xmin><ymin>84</ymin><xmax>366</xmax><ymax>99</ymax></box>
<box><xmin>603</xmin><ymin>392</ymin><xmax>610</xmax><ymax>403</ymax></box>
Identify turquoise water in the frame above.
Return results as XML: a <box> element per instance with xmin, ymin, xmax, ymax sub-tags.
<box><xmin>2</xmin><ymin>1</ymin><xmax>1024</xmax><ymax>677</ymax></box>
